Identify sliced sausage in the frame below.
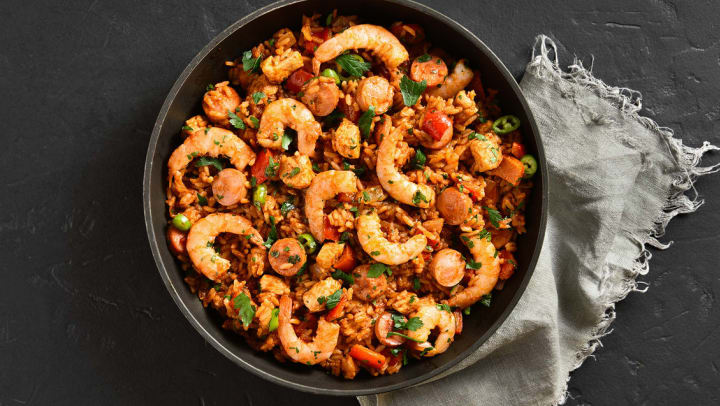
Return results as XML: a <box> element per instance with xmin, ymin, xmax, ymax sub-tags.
<box><xmin>212</xmin><ymin>168</ymin><xmax>248</xmax><ymax>206</ymax></box>
<box><xmin>410</xmin><ymin>56</ymin><xmax>448</xmax><ymax>87</ymax></box>
<box><xmin>356</xmin><ymin>76</ymin><xmax>394</xmax><ymax>114</ymax></box>
<box><xmin>352</xmin><ymin>264</ymin><xmax>388</xmax><ymax>302</ymax></box>
<box><xmin>430</xmin><ymin>248</ymin><xmax>466</xmax><ymax>287</ymax></box>
<box><xmin>268</xmin><ymin>238</ymin><xmax>307</xmax><ymax>276</ymax></box>
<box><xmin>301</xmin><ymin>76</ymin><xmax>340</xmax><ymax>117</ymax></box>
<box><xmin>202</xmin><ymin>82</ymin><xmax>240</xmax><ymax>126</ymax></box>
<box><xmin>167</xmin><ymin>227</ymin><xmax>187</xmax><ymax>255</ymax></box>
<box><xmin>436</xmin><ymin>187</ymin><xmax>472</xmax><ymax>225</ymax></box>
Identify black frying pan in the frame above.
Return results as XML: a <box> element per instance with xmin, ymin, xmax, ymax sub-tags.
<box><xmin>143</xmin><ymin>0</ymin><xmax>548</xmax><ymax>396</ymax></box>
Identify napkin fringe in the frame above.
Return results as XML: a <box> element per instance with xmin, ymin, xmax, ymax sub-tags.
<box><xmin>528</xmin><ymin>34</ymin><xmax>719</xmax><ymax>405</ymax></box>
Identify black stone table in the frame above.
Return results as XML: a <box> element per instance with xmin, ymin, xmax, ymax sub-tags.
<box><xmin>1</xmin><ymin>0</ymin><xmax>718</xmax><ymax>404</ymax></box>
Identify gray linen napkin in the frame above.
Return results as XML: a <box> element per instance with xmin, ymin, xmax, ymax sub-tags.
<box><xmin>358</xmin><ymin>35</ymin><xmax>719</xmax><ymax>406</ymax></box>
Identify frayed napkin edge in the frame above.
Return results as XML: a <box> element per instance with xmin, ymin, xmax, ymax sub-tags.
<box><xmin>527</xmin><ymin>34</ymin><xmax>720</xmax><ymax>405</ymax></box>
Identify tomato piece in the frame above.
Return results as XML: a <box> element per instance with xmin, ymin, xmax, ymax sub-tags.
<box><xmin>323</xmin><ymin>216</ymin><xmax>340</xmax><ymax>242</ymax></box>
<box><xmin>336</xmin><ymin>192</ymin><xmax>355</xmax><ymax>203</ymax></box>
<box><xmin>453</xmin><ymin>310</ymin><xmax>463</xmax><ymax>335</ymax></box>
<box><xmin>325</xmin><ymin>295</ymin><xmax>347</xmax><ymax>321</ymax></box>
<box><xmin>511</xmin><ymin>142</ymin><xmax>526</xmax><ymax>159</ymax></box>
<box><xmin>333</xmin><ymin>244</ymin><xmax>356</xmax><ymax>272</ymax></box>
<box><xmin>251</xmin><ymin>149</ymin><xmax>274</xmax><ymax>184</ymax></box>
<box><xmin>421</xmin><ymin>111</ymin><xmax>452</xmax><ymax>141</ymax></box>
<box><xmin>285</xmin><ymin>70</ymin><xmax>314</xmax><ymax>93</ymax></box>
<box><xmin>349</xmin><ymin>344</ymin><xmax>386</xmax><ymax>369</ymax></box>
<box><xmin>167</xmin><ymin>227</ymin><xmax>187</xmax><ymax>255</ymax></box>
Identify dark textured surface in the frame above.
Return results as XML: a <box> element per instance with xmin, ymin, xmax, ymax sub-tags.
<box><xmin>0</xmin><ymin>0</ymin><xmax>717</xmax><ymax>405</ymax></box>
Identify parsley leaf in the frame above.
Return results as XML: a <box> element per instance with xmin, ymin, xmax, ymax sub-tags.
<box><xmin>335</xmin><ymin>54</ymin><xmax>371</xmax><ymax>77</ymax></box>
<box><xmin>358</xmin><ymin>106</ymin><xmax>375</xmax><ymax>138</ymax></box>
<box><xmin>367</xmin><ymin>263</ymin><xmax>391</xmax><ymax>278</ymax></box>
<box><xmin>483</xmin><ymin>206</ymin><xmax>503</xmax><ymax>228</ymax></box>
<box><xmin>319</xmin><ymin>289</ymin><xmax>343</xmax><ymax>310</ymax></box>
<box><xmin>390</xmin><ymin>313</ymin><xmax>423</xmax><ymax>331</ymax></box>
<box><xmin>252</xmin><ymin>91</ymin><xmax>265</xmax><ymax>104</ymax></box>
<box><xmin>263</xmin><ymin>216</ymin><xmax>278</xmax><ymax>249</ymax></box>
<box><xmin>417</xmin><ymin>53</ymin><xmax>432</xmax><ymax>62</ymax></box>
<box><xmin>404</xmin><ymin>317</ymin><xmax>423</xmax><ymax>331</ymax></box>
<box><xmin>249</xmin><ymin>116</ymin><xmax>259</xmax><ymax>129</ymax></box>
<box><xmin>436</xmin><ymin>303</ymin><xmax>452</xmax><ymax>312</ymax></box>
<box><xmin>196</xmin><ymin>193</ymin><xmax>208</xmax><ymax>206</ymax></box>
<box><xmin>194</xmin><ymin>156</ymin><xmax>224</xmax><ymax>171</ymax></box>
<box><xmin>466</xmin><ymin>259</ymin><xmax>482</xmax><ymax>270</ymax></box>
<box><xmin>228</xmin><ymin>111</ymin><xmax>246</xmax><ymax>130</ymax></box>
<box><xmin>332</xmin><ymin>269</ymin><xmax>355</xmax><ymax>285</ymax></box>
<box><xmin>468</xmin><ymin>131</ymin><xmax>487</xmax><ymax>141</ymax></box>
<box><xmin>410</xmin><ymin>148</ymin><xmax>426</xmax><ymax>169</ymax></box>
<box><xmin>386</xmin><ymin>331</ymin><xmax>424</xmax><ymax>343</ymax></box>
<box><xmin>412</xmin><ymin>190</ymin><xmax>428</xmax><ymax>205</ymax></box>
<box><xmin>265</xmin><ymin>156</ymin><xmax>279</xmax><ymax>178</ymax></box>
<box><xmin>242</xmin><ymin>50</ymin><xmax>262</xmax><ymax>73</ymax></box>
<box><xmin>480</xmin><ymin>293</ymin><xmax>492</xmax><ymax>307</ymax></box>
<box><xmin>413</xmin><ymin>277</ymin><xmax>421</xmax><ymax>291</ymax></box>
<box><xmin>233</xmin><ymin>292</ymin><xmax>256</xmax><ymax>327</ymax></box>
<box><xmin>399</xmin><ymin>75</ymin><xmax>427</xmax><ymax>107</ymax></box>
<box><xmin>280</xmin><ymin>201</ymin><xmax>295</xmax><ymax>216</ymax></box>
<box><xmin>182</xmin><ymin>125</ymin><xmax>194</xmax><ymax>132</ymax></box>
<box><xmin>324</xmin><ymin>110</ymin><xmax>345</xmax><ymax>127</ymax></box>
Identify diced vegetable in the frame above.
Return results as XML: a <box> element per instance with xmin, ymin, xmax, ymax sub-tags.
<box><xmin>323</xmin><ymin>216</ymin><xmax>340</xmax><ymax>242</ymax></box>
<box><xmin>253</xmin><ymin>184</ymin><xmax>267</xmax><ymax>208</ymax></box>
<box><xmin>268</xmin><ymin>308</ymin><xmax>279</xmax><ymax>332</ymax></box>
<box><xmin>421</xmin><ymin>111</ymin><xmax>452</xmax><ymax>141</ymax></box>
<box><xmin>349</xmin><ymin>344</ymin><xmax>386</xmax><ymax>369</ymax></box>
<box><xmin>488</xmin><ymin>155</ymin><xmax>525</xmax><ymax>185</ymax></box>
<box><xmin>333</xmin><ymin>244</ymin><xmax>356</xmax><ymax>272</ymax></box>
<box><xmin>172</xmin><ymin>214</ymin><xmax>192</xmax><ymax>231</ymax></box>
<box><xmin>325</xmin><ymin>294</ymin><xmax>347</xmax><ymax>321</ymax></box>
<box><xmin>321</xmin><ymin>68</ymin><xmax>341</xmax><ymax>85</ymax></box>
<box><xmin>285</xmin><ymin>70</ymin><xmax>314</xmax><ymax>93</ymax></box>
<box><xmin>251</xmin><ymin>149</ymin><xmax>274</xmax><ymax>184</ymax></box>
<box><xmin>511</xmin><ymin>142</ymin><xmax>526</xmax><ymax>159</ymax></box>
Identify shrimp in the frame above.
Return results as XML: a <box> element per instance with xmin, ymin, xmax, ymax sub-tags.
<box><xmin>168</xmin><ymin>127</ymin><xmax>255</xmax><ymax>196</ymax></box>
<box><xmin>469</xmin><ymin>134</ymin><xmax>503</xmax><ymax>173</ymax></box>
<box><xmin>278</xmin><ymin>295</ymin><xmax>340</xmax><ymax>365</ymax></box>
<box><xmin>407</xmin><ymin>303</ymin><xmax>456</xmax><ymax>357</ymax></box>
<box><xmin>356</xmin><ymin>212</ymin><xmax>426</xmax><ymax>265</ymax></box>
<box><xmin>376</xmin><ymin>127</ymin><xmax>435</xmax><ymax>208</ymax></box>
<box><xmin>427</xmin><ymin>59</ymin><xmax>473</xmax><ymax>99</ymax></box>
<box><xmin>304</xmin><ymin>171</ymin><xmax>358</xmax><ymax>241</ymax></box>
<box><xmin>186</xmin><ymin>213</ymin><xmax>263</xmax><ymax>281</ymax></box>
<box><xmin>312</xmin><ymin>24</ymin><xmax>409</xmax><ymax>75</ymax></box>
<box><xmin>446</xmin><ymin>231</ymin><xmax>501</xmax><ymax>308</ymax></box>
<box><xmin>257</xmin><ymin>98</ymin><xmax>322</xmax><ymax>156</ymax></box>
<box><xmin>202</xmin><ymin>81</ymin><xmax>240</xmax><ymax>125</ymax></box>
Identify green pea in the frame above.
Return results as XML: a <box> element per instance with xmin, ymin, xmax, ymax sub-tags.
<box><xmin>253</xmin><ymin>184</ymin><xmax>267</xmax><ymax>208</ymax></box>
<box><xmin>520</xmin><ymin>154</ymin><xmax>538</xmax><ymax>178</ymax></box>
<box><xmin>492</xmin><ymin>115</ymin><xmax>521</xmax><ymax>135</ymax></box>
<box><xmin>321</xmin><ymin>68</ymin><xmax>341</xmax><ymax>85</ymax></box>
<box><xmin>463</xmin><ymin>307</ymin><xmax>471</xmax><ymax>316</ymax></box>
<box><xmin>297</xmin><ymin>233</ymin><xmax>317</xmax><ymax>254</ymax></box>
<box><xmin>172</xmin><ymin>214</ymin><xmax>192</xmax><ymax>231</ymax></box>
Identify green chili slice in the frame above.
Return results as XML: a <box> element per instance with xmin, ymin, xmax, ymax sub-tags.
<box><xmin>297</xmin><ymin>233</ymin><xmax>317</xmax><ymax>254</ymax></box>
<box><xmin>492</xmin><ymin>115</ymin><xmax>521</xmax><ymax>135</ymax></box>
<box><xmin>520</xmin><ymin>154</ymin><xmax>538</xmax><ymax>178</ymax></box>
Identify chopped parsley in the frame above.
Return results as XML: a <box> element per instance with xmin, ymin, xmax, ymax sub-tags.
<box><xmin>335</xmin><ymin>54</ymin><xmax>371</xmax><ymax>77</ymax></box>
<box><xmin>252</xmin><ymin>91</ymin><xmax>266</xmax><ymax>104</ymax></box>
<box><xmin>416</xmin><ymin>53</ymin><xmax>432</xmax><ymax>62</ymax></box>
<box><xmin>280</xmin><ymin>200</ymin><xmax>295</xmax><ymax>216</ymax></box>
<box><xmin>324</xmin><ymin>110</ymin><xmax>345</xmax><ymax>127</ymax></box>
<box><xmin>194</xmin><ymin>156</ymin><xmax>224</xmax><ymax>171</ymax></box>
<box><xmin>317</xmin><ymin>289</ymin><xmax>343</xmax><ymax>310</ymax></box>
<box><xmin>468</xmin><ymin>131</ymin><xmax>487</xmax><ymax>141</ymax></box>
<box><xmin>249</xmin><ymin>116</ymin><xmax>259</xmax><ymax>129</ymax></box>
<box><xmin>283</xmin><ymin>167</ymin><xmax>300</xmax><ymax>178</ymax></box>
<box><xmin>466</xmin><ymin>259</ymin><xmax>482</xmax><ymax>270</ymax></box>
<box><xmin>228</xmin><ymin>111</ymin><xmax>246</xmax><ymax>130</ymax></box>
<box><xmin>196</xmin><ymin>193</ymin><xmax>208</xmax><ymax>206</ymax></box>
<box><xmin>263</xmin><ymin>216</ymin><xmax>278</xmax><ymax>249</ymax></box>
<box><xmin>280</xmin><ymin>132</ymin><xmax>293</xmax><ymax>150</ymax></box>
<box><xmin>331</xmin><ymin>269</ymin><xmax>355</xmax><ymax>285</ymax></box>
<box><xmin>386</xmin><ymin>331</ymin><xmax>424</xmax><ymax>343</ymax></box>
<box><xmin>367</xmin><ymin>263</ymin><xmax>391</xmax><ymax>278</ymax></box>
<box><xmin>241</xmin><ymin>50</ymin><xmax>262</xmax><ymax>73</ymax></box>
<box><xmin>436</xmin><ymin>303</ymin><xmax>452</xmax><ymax>312</ymax></box>
<box><xmin>265</xmin><ymin>156</ymin><xmax>279</xmax><ymax>178</ymax></box>
<box><xmin>182</xmin><ymin>125</ymin><xmax>193</xmax><ymax>132</ymax></box>
<box><xmin>390</xmin><ymin>313</ymin><xmax>423</xmax><ymax>331</ymax></box>
<box><xmin>358</xmin><ymin>106</ymin><xmax>375</xmax><ymax>138</ymax></box>
<box><xmin>233</xmin><ymin>292</ymin><xmax>256</xmax><ymax>327</ymax></box>
<box><xmin>399</xmin><ymin>75</ymin><xmax>427</xmax><ymax>107</ymax></box>
<box><xmin>413</xmin><ymin>277</ymin><xmax>421</xmax><ymax>291</ymax></box>
<box><xmin>480</xmin><ymin>293</ymin><xmax>492</xmax><ymax>307</ymax></box>
<box><xmin>412</xmin><ymin>190</ymin><xmax>428</xmax><ymax>205</ymax></box>
<box><xmin>483</xmin><ymin>206</ymin><xmax>503</xmax><ymax>228</ymax></box>
<box><xmin>206</xmin><ymin>83</ymin><xmax>215</xmax><ymax>91</ymax></box>
<box><xmin>288</xmin><ymin>254</ymin><xmax>301</xmax><ymax>264</ymax></box>
<box><xmin>410</xmin><ymin>148</ymin><xmax>426</xmax><ymax>169</ymax></box>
